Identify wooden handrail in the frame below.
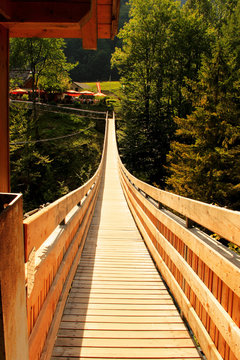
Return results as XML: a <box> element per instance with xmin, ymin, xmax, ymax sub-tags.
<box><xmin>24</xmin><ymin>175</ymin><xmax>97</xmax><ymax>261</ymax></box>
<box><xmin>119</xmin><ymin>163</ymin><xmax>240</xmax><ymax>247</ymax></box>
<box><xmin>116</xmin><ymin>115</ymin><xmax>240</xmax><ymax>360</ymax></box>
<box><xmin>24</xmin><ymin>112</ymin><xmax>109</xmax><ymax>360</ymax></box>
<box><xmin>23</xmin><ymin>111</ymin><xmax>240</xmax><ymax>360</ymax></box>
<box><xmin>24</xmin><ymin>113</ymin><xmax>108</xmax><ymax>261</ymax></box>
<box><xmin>0</xmin><ymin>193</ymin><xmax>29</xmax><ymax>360</ymax></box>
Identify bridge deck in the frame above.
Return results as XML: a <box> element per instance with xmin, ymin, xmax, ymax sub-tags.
<box><xmin>51</xmin><ymin>118</ymin><xmax>201</xmax><ymax>359</ymax></box>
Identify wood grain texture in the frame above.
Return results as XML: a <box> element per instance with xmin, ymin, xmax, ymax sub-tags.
<box><xmin>0</xmin><ymin>26</ymin><xmax>10</xmax><ymax>192</ymax></box>
<box><xmin>119</xmin><ymin>169</ymin><xmax>240</xmax><ymax>299</ymax></box>
<box><xmin>23</xmin><ymin>174</ymin><xmax>96</xmax><ymax>260</ymax></box>
<box><xmin>0</xmin><ymin>0</ymin><xmax>120</xmax><ymax>46</ymax></box>
<box><xmin>119</xmin><ymin>154</ymin><xmax>240</xmax><ymax>247</ymax></box>
<box><xmin>51</xmin><ymin>117</ymin><xmax>200</xmax><ymax>359</ymax></box>
<box><xmin>0</xmin><ymin>0</ymin><xmax>11</xmax><ymax>19</ymax></box>
<box><xmin>0</xmin><ymin>194</ymin><xmax>29</xmax><ymax>360</ymax></box>
<box><xmin>120</xmin><ymin>157</ymin><xmax>240</xmax><ymax>360</ymax></box>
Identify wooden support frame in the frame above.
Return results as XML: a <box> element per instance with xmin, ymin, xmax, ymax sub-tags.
<box><xmin>0</xmin><ymin>193</ymin><xmax>29</xmax><ymax>360</ymax></box>
<box><xmin>0</xmin><ymin>0</ymin><xmax>120</xmax><ymax>47</ymax></box>
<box><xmin>0</xmin><ymin>26</ymin><xmax>10</xmax><ymax>193</ymax></box>
<box><xmin>7</xmin><ymin>1</ymin><xmax>91</xmax><ymax>23</ymax></box>
<box><xmin>111</xmin><ymin>0</ymin><xmax>121</xmax><ymax>38</ymax></box>
<box><xmin>81</xmin><ymin>0</ymin><xmax>97</xmax><ymax>49</ymax></box>
<box><xmin>0</xmin><ymin>0</ymin><xmax>11</xmax><ymax>19</ymax></box>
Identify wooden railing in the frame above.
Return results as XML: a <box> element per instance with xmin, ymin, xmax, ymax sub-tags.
<box><xmin>23</xmin><ymin>112</ymin><xmax>109</xmax><ymax>360</ymax></box>
<box><xmin>5</xmin><ymin>111</ymin><xmax>240</xmax><ymax>360</ymax></box>
<box><xmin>117</xmin><ymin>130</ymin><xmax>240</xmax><ymax>359</ymax></box>
<box><xmin>0</xmin><ymin>193</ymin><xmax>29</xmax><ymax>360</ymax></box>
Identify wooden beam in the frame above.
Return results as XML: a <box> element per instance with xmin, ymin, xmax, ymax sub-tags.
<box><xmin>0</xmin><ymin>25</ymin><xmax>10</xmax><ymax>193</ymax></box>
<box><xmin>111</xmin><ymin>0</ymin><xmax>120</xmax><ymax>38</ymax></box>
<box><xmin>4</xmin><ymin>22</ymin><xmax>83</xmax><ymax>38</ymax></box>
<box><xmin>0</xmin><ymin>0</ymin><xmax>11</xmax><ymax>19</ymax></box>
<box><xmin>0</xmin><ymin>193</ymin><xmax>29</xmax><ymax>360</ymax></box>
<box><xmin>98</xmin><ymin>23</ymin><xmax>111</xmax><ymax>38</ymax></box>
<box><xmin>9</xmin><ymin>1</ymin><xmax>91</xmax><ymax>23</ymax></box>
<box><xmin>0</xmin><ymin>0</ymin><xmax>120</xmax><ymax>41</ymax></box>
<box><xmin>97</xmin><ymin>4</ymin><xmax>112</xmax><ymax>23</ymax></box>
<box><xmin>81</xmin><ymin>0</ymin><xmax>97</xmax><ymax>49</ymax></box>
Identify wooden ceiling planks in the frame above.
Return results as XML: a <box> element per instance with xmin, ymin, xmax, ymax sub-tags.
<box><xmin>0</xmin><ymin>0</ymin><xmax>120</xmax><ymax>191</ymax></box>
<box><xmin>0</xmin><ymin>0</ymin><xmax>120</xmax><ymax>49</ymax></box>
<box><xmin>2</xmin><ymin>1</ymin><xmax>91</xmax><ymax>23</ymax></box>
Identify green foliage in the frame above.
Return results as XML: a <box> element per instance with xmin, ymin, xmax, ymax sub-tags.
<box><xmin>10</xmin><ymin>104</ymin><xmax>104</xmax><ymax>212</ymax></box>
<box><xmin>10</xmin><ymin>38</ymin><xmax>76</xmax><ymax>93</ymax></box>
<box><xmin>167</xmin><ymin>0</ymin><xmax>240</xmax><ymax>209</ymax></box>
<box><xmin>118</xmin><ymin>0</ymin><xmax>130</xmax><ymax>28</ymax></box>
<box><xmin>112</xmin><ymin>0</ymin><xmax>210</xmax><ymax>185</ymax></box>
<box><xmin>82</xmin><ymin>81</ymin><xmax>121</xmax><ymax>111</ymax></box>
<box><xmin>10</xmin><ymin>38</ymin><xmax>78</xmax><ymax>146</ymax></box>
<box><xmin>111</xmin><ymin>0</ymin><xmax>240</xmax><ymax>210</ymax></box>
<box><xmin>22</xmin><ymin>94</ymin><xmax>29</xmax><ymax>101</ymax></box>
<box><xmin>64</xmin><ymin>39</ymin><xmax>119</xmax><ymax>82</ymax></box>
<box><xmin>185</xmin><ymin>0</ymin><xmax>238</xmax><ymax>29</ymax></box>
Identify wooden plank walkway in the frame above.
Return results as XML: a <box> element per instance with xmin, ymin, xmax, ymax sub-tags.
<box><xmin>51</xmin><ymin>117</ymin><xmax>201</xmax><ymax>359</ymax></box>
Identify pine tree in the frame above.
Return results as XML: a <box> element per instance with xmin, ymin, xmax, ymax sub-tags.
<box><xmin>112</xmin><ymin>0</ymin><xmax>210</xmax><ymax>186</ymax></box>
<box><xmin>166</xmin><ymin>1</ymin><xmax>240</xmax><ymax>209</ymax></box>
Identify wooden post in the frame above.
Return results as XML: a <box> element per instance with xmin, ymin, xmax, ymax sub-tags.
<box><xmin>81</xmin><ymin>0</ymin><xmax>97</xmax><ymax>49</ymax></box>
<box><xmin>0</xmin><ymin>193</ymin><xmax>29</xmax><ymax>360</ymax></box>
<box><xmin>0</xmin><ymin>25</ymin><xmax>10</xmax><ymax>192</ymax></box>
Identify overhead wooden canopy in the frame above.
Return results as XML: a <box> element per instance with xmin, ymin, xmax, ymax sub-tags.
<box><xmin>0</xmin><ymin>0</ymin><xmax>120</xmax><ymax>49</ymax></box>
<box><xmin>0</xmin><ymin>0</ymin><xmax>120</xmax><ymax>193</ymax></box>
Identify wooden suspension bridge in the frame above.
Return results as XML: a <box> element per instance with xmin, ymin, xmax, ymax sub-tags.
<box><xmin>51</xmin><ymin>116</ymin><xmax>201</xmax><ymax>359</ymax></box>
<box><xmin>1</xmin><ymin>113</ymin><xmax>240</xmax><ymax>360</ymax></box>
<box><xmin>0</xmin><ymin>2</ymin><xmax>240</xmax><ymax>359</ymax></box>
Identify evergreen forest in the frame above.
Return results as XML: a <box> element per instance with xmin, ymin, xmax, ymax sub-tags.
<box><xmin>9</xmin><ymin>37</ymin><xmax>106</xmax><ymax>213</ymax></box>
<box><xmin>10</xmin><ymin>103</ymin><xmax>105</xmax><ymax>213</ymax></box>
<box><xmin>112</xmin><ymin>0</ymin><xmax>240</xmax><ymax>210</ymax></box>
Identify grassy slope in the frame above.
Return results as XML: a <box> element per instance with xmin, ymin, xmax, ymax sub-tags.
<box><xmin>85</xmin><ymin>81</ymin><xmax>122</xmax><ymax>98</ymax></box>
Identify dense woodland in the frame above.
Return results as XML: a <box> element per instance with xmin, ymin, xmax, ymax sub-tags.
<box><xmin>112</xmin><ymin>0</ymin><xmax>240</xmax><ymax>210</ymax></box>
<box><xmin>9</xmin><ymin>36</ymin><xmax>105</xmax><ymax>212</ymax></box>
<box><xmin>10</xmin><ymin>103</ymin><xmax>105</xmax><ymax>212</ymax></box>
<box><xmin>9</xmin><ymin>0</ymin><xmax>240</xmax><ymax>214</ymax></box>
<box><xmin>64</xmin><ymin>1</ymin><xmax>185</xmax><ymax>81</ymax></box>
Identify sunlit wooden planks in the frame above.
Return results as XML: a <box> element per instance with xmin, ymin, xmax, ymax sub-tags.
<box><xmin>51</xmin><ymin>117</ymin><xmax>200</xmax><ymax>359</ymax></box>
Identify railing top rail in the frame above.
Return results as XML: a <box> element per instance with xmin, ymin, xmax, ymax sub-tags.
<box><xmin>118</xmin><ymin>157</ymin><xmax>240</xmax><ymax>247</ymax></box>
<box><xmin>23</xmin><ymin>112</ymin><xmax>109</xmax><ymax>260</ymax></box>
